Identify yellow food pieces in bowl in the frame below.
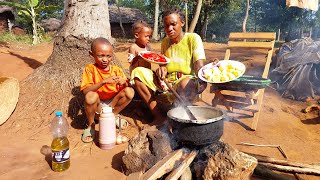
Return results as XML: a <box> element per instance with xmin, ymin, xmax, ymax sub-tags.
<box><xmin>202</xmin><ymin>61</ymin><xmax>244</xmax><ymax>83</ymax></box>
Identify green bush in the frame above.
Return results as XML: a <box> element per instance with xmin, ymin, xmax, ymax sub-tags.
<box><xmin>0</xmin><ymin>32</ymin><xmax>54</xmax><ymax>44</ymax></box>
<box><xmin>0</xmin><ymin>32</ymin><xmax>32</xmax><ymax>44</ymax></box>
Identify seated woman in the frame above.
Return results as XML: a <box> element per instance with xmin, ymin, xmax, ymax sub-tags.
<box><xmin>132</xmin><ymin>8</ymin><xmax>208</xmax><ymax>125</ymax></box>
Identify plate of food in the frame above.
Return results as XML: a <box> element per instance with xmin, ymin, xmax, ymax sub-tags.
<box><xmin>139</xmin><ymin>51</ymin><xmax>170</xmax><ymax>65</ymax></box>
<box><xmin>198</xmin><ymin>60</ymin><xmax>246</xmax><ymax>83</ymax></box>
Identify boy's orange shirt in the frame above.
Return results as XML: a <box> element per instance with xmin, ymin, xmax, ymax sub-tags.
<box><xmin>80</xmin><ymin>64</ymin><xmax>127</xmax><ymax>100</ymax></box>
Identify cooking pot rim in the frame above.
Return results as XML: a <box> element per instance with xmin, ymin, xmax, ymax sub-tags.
<box><xmin>167</xmin><ymin>106</ymin><xmax>226</xmax><ymax>124</ymax></box>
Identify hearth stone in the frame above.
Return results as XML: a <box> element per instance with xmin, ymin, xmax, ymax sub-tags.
<box><xmin>122</xmin><ymin>125</ymin><xmax>178</xmax><ymax>175</ymax></box>
<box><xmin>123</xmin><ymin>124</ymin><xmax>257</xmax><ymax>179</ymax></box>
<box><xmin>193</xmin><ymin>141</ymin><xmax>258</xmax><ymax>179</ymax></box>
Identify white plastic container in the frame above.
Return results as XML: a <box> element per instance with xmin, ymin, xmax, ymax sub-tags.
<box><xmin>99</xmin><ymin>106</ymin><xmax>116</xmax><ymax>150</ymax></box>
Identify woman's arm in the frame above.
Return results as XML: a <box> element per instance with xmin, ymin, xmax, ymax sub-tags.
<box><xmin>194</xmin><ymin>59</ymin><xmax>205</xmax><ymax>76</ymax></box>
<box><xmin>156</xmin><ymin>65</ymin><xmax>167</xmax><ymax>80</ymax></box>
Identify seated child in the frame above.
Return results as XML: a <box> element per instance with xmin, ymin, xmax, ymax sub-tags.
<box><xmin>80</xmin><ymin>37</ymin><xmax>134</xmax><ymax>143</ymax></box>
<box><xmin>128</xmin><ymin>20</ymin><xmax>152</xmax><ymax>74</ymax></box>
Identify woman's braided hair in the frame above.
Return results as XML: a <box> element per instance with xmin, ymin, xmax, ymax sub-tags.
<box><xmin>162</xmin><ymin>7</ymin><xmax>185</xmax><ymax>22</ymax></box>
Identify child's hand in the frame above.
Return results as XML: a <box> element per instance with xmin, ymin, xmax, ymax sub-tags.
<box><xmin>116</xmin><ymin>76</ymin><xmax>127</xmax><ymax>85</ymax></box>
<box><xmin>103</xmin><ymin>76</ymin><xmax>118</xmax><ymax>84</ymax></box>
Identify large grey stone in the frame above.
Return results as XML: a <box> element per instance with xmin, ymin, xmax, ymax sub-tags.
<box><xmin>193</xmin><ymin>141</ymin><xmax>257</xmax><ymax>180</ymax></box>
<box><xmin>122</xmin><ymin>125</ymin><xmax>178</xmax><ymax>175</ymax></box>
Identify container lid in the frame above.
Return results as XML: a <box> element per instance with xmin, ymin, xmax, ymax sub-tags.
<box><xmin>102</xmin><ymin>106</ymin><xmax>112</xmax><ymax>113</ymax></box>
<box><xmin>55</xmin><ymin>111</ymin><xmax>63</xmax><ymax>116</ymax></box>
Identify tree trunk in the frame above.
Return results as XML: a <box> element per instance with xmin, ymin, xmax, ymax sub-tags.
<box><xmin>184</xmin><ymin>0</ymin><xmax>188</xmax><ymax>33</ymax></box>
<box><xmin>115</xmin><ymin>0</ymin><xmax>126</xmax><ymax>38</ymax></box>
<box><xmin>242</xmin><ymin>0</ymin><xmax>250</xmax><ymax>32</ymax></box>
<box><xmin>200</xmin><ymin>1</ymin><xmax>210</xmax><ymax>41</ymax></box>
<box><xmin>59</xmin><ymin>0</ymin><xmax>112</xmax><ymax>41</ymax></box>
<box><xmin>152</xmin><ymin>0</ymin><xmax>159</xmax><ymax>40</ymax></box>
<box><xmin>200</xmin><ymin>18</ymin><xmax>208</xmax><ymax>41</ymax></box>
<box><xmin>188</xmin><ymin>0</ymin><xmax>202</xmax><ymax>33</ymax></box>
<box><xmin>4</xmin><ymin>0</ymin><xmax>121</xmax><ymax>135</ymax></box>
<box><xmin>30</xmin><ymin>6</ymin><xmax>39</xmax><ymax>45</ymax></box>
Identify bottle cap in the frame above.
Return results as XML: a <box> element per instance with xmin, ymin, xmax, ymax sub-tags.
<box><xmin>102</xmin><ymin>106</ymin><xmax>112</xmax><ymax>113</ymax></box>
<box><xmin>55</xmin><ymin>111</ymin><xmax>63</xmax><ymax>116</ymax></box>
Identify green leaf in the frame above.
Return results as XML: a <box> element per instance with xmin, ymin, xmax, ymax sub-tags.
<box><xmin>0</xmin><ymin>1</ymin><xmax>28</xmax><ymax>11</ymax></box>
<box><xmin>29</xmin><ymin>0</ymin><xmax>40</xmax><ymax>7</ymax></box>
<box><xmin>36</xmin><ymin>5</ymin><xmax>59</xmax><ymax>13</ymax></box>
<box><xmin>18</xmin><ymin>10</ymin><xmax>31</xmax><ymax>17</ymax></box>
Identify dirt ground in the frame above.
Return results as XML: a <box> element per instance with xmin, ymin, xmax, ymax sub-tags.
<box><xmin>1</xmin><ymin>40</ymin><xmax>320</xmax><ymax>180</ymax></box>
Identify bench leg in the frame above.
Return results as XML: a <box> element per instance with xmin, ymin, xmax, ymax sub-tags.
<box><xmin>251</xmin><ymin>89</ymin><xmax>265</xmax><ymax>130</ymax></box>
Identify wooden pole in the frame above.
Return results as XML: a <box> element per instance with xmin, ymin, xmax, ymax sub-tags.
<box><xmin>165</xmin><ymin>150</ymin><xmax>198</xmax><ymax>180</ymax></box>
<box><xmin>254</xmin><ymin>165</ymin><xmax>292</xmax><ymax>180</ymax></box>
<box><xmin>250</xmin><ymin>154</ymin><xmax>320</xmax><ymax>171</ymax></box>
<box><xmin>259</xmin><ymin>162</ymin><xmax>320</xmax><ymax>175</ymax></box>
<box><xmin>141</xmin><ymin>149</ymin><xmax>185</xmax><ymax>180</ymax></box>
<box><xmin>163</xmin><ymin>79</ymin><xmax>197</xmax><ymax>120</ymax></box>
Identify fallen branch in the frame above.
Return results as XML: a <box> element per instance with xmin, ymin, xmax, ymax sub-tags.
<box><xmin>254</xmin><ymin>164</ymin><xmax>292</xmax><ymax>180</ymax></box>
<box><xmin>259</xmin><ymin>162</ymin><xmax>320</xmax><ymax>175</ymax></box>
<box><xmin>249</xmin><ymin>154</ymin><xmax>320</xmax><ymax>171</ymax></box>
<box><xmin>239</xmin><ymin>142</ymin><xmax>287</xmax><ymax>159</ymax></box>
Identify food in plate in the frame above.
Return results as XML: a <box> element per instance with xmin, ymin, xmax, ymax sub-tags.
<box><xmin>139</xmin><ymin>51</ymin><xmax>169</xmax><ymax>64</ymax></box>
<box><xmin>200</xmin><ymin>60</ymin><xmax>245</xmax><ymax>83</ymax></box>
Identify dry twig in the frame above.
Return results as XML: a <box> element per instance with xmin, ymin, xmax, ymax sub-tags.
<box><xmin>239</xmin><ymin>142</ymin><xmax>288</xmax><ymax>159</ymax></box>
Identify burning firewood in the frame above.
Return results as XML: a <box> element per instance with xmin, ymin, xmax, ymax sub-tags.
<box><xmin>165</xmin><ymin>150</ymin><xmax>198</xmax><ymax>180</ymax></box>
<box><xmin>141</xmin><ymin>148</ymin><xmax>187</xmax><ymax>180</ymax></box>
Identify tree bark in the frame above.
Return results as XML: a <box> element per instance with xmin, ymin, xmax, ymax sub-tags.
<box><xmin>4</xmin><ymin>0</ymin><xmax>121</xmax><ymax>135</ymax></box>
<box><xmin>188</xmin><ymin>0</ymin><xmax>202</xmax><ymax>33</ymax></box>
<box><xmin>242</xmin><ymin>0</ymin><xmax>250</xmax><ymax>32</ymax></box>
<box><xmin>200</xmin><ymin>0</ymin><xmax>210</xmax><ymax>41</ymax></box>
<box><xmin>152</xmin><ymin>0</ymin><xmax>159</xmax><ymax>40</ymax></box>
<box><xmin>30</xmin><ymin>4</ymin><xmax>39</xmax><ymax>45</ymax></box>
<box><xmin>114</xmin><ymin>0</ymin><xmax>126</xmax><ymax>38</ymax></box>
<box><xmin>184</xmin><ymin>0</ymin><xmax>188</xmax><ymax>33</ymax></box>
<box><xmin>59</xmin><ymin>0</ymin><xmax>112</xmax><ymax>41</ymax></box>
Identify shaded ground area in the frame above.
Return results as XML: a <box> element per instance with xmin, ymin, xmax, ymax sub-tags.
<box><xmin>0</xmin><ymin>41</ymin><xmax>319</xmax><ymax>179</ymax></box>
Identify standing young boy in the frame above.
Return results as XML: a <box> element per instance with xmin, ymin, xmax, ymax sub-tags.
<box><xmin>128</xmin><ymin>20</ymin><xmax>152</xmax><ymax>74</ymax></box>
<box><xmin>80</xmin><ymin>37</ymin><xmax>134</xmax><ymax>143</ymax></box>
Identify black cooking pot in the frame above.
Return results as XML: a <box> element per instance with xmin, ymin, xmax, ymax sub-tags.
<box><xmin>167</xmin><ymin>106</ymin><xmax>225</xmax><ymax>146</ymax></box>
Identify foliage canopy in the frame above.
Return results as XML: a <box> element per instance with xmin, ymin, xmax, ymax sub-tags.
<box><xmin>3</xmin><ymin>0</ymin><xmax>320</xmax><ymax>42</ymax></box>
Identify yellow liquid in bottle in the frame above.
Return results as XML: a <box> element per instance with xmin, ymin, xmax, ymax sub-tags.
<box><xmin>51</xmin><ymin>136</ymin><xmax>70</xmax><ymax>172</ymax></box>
